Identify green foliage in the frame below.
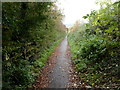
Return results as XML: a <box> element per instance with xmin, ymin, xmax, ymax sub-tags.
<box><xmin>3</xmin><ymin>60</ymin><xmax>34</xmax><ymax>89</ymax></box>
<box><xmin>75</xmin><ymin>60</ymin><xmax>87</xmax><ymax>72</ymax></box>
<box><xmin>2</xmin><ymin>2</ymin><xmax>66</xmax><ymax>89</ymax></box>
<box><xmin>68</xmin><ymin>0</ymin><xmax>120</xmax><ymax>88</ymax></box>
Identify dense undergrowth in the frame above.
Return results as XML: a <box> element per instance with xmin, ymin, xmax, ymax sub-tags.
<box><xmin>68</xmin><ymin>1</ymin><xmax>120</xmax><ymax>88</ymax></box>
<box><xmin>2</xmin><ymin>2</ymin><xmax>66</xmax><ymax>89</ymax></box>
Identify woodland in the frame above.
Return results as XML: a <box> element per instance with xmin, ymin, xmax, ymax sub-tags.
<box><xmin>2</xmin><ymin>0</ymin><xmax>120</xmax><ymax>89</ymax></box>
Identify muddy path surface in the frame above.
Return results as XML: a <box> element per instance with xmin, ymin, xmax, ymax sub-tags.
<box><xmin>32</xmin><ymin>36</ymin><xmax>86</xmax><ymax>89</ymax></box>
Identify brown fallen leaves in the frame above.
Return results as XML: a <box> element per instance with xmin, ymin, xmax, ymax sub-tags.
<box><xmin>31</xmin><ymin>46</ymin><xmax>60</xmax><ymax>89</ymax></box>
<box><xmin>30</xmin><ymin>40</ymin><xmax>90</xmax><ymax>89</ymax></box>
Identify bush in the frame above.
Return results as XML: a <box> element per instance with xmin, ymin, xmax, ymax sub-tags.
<box><xmin>78</xmin><ymin>36</ymin><xmax>108</xmax><ymax>64</ymax></box>
<box><xmin>68</xmin><ymin>27</ymin><xmax>119</xmax><ymax>88</ymax></box>
<box><xmin>2</xmin><ymin>2</ymin><xmax>66</xmax><ymax>89</ymax></box>
<box><xmin>3</xmin><ymin>60</ymin><xmax>35</xmax><ymax>89</ymax></box>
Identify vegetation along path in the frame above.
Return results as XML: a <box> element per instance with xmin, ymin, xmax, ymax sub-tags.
<box><xmin>32</xmin><ymin>36</ymin><xmax>87</xmax><ymax>88</ymax></box>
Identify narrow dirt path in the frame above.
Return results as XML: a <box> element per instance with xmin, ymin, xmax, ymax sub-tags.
<box><xmin>48</xmin><ymin>36</ymin><xmax>73</xmax><ymax>88</ymax></box>
<box><xmin>32</xmin><ymin>36</ymin><xmax>84</xmax><ymax>88</ymax></box>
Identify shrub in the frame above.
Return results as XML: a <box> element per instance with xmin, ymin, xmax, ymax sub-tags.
<box><xmin>3</xmin><ymin>60</ymin><xmax>35</xmax><ymax>89</ymax></box>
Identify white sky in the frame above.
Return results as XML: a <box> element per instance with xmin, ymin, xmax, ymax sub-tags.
<box><xmin>56</xmin><ymin>0</ymin><xmax>100</xmax><ymax>27</ymax></box>
<box><xmin>56</xmin><ymin>0</ymin><xmax>118</xmax><ymax>27</ymax></box>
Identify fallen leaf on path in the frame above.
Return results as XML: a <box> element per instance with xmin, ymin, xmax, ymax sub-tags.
<box><xmin>85</xmin><ymin>86</ymin><xmax>92</xmax><ymax>88</ymax></box>
<box><xmin>73</xmin><ymin>83</ymin><xmax>77</xmax><ymax>87</ymax></box>
<box><xmin>59</xmin><ymin>67</ymin><xmax>61</xmax><ymax>69</ymax></box>
<box><xmin>62</xmin><ymin>68</ymin><xmax>64</xmax><ymax>71</ymax></box>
